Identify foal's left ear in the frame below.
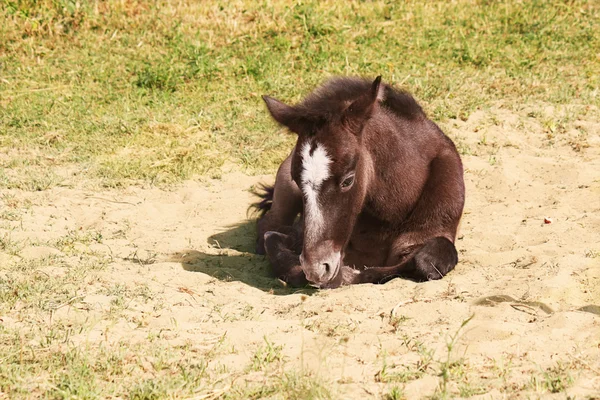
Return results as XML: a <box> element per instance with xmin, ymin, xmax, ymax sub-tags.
<box><xmin>262</xmin><ymin>95</ymin><xmax>316</xmax><ymax>135</ymax></box>
<box><xmin>343</xmin><ymin>76</ymin><xmax>384</xmax><ymax>133</ymax></box>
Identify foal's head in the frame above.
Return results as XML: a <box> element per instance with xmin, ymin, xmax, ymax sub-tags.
<box><xmin>262</xmin><ymin>76</ymin><xmax>383</xmax><ymax>286</ymax></box>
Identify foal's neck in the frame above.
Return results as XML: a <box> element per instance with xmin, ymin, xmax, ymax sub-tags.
<box><xmin>361</xmin><ymin>117</ymin><xmax>427</xmax><ymax>225</ymax></box>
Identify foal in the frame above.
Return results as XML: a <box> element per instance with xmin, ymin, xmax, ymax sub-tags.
<box><xmin>254</xmin><ymin>76</ymin><xmax>465</xmax><ymax>289</ymax></box>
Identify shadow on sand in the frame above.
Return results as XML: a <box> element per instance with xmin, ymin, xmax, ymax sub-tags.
<box><xmin>166</xmin><ymin>219</ymin><xmax>314</xmax><ymax>296</ymax></box>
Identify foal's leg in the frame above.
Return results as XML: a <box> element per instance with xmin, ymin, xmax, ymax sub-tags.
<box><xmin>343</xmin><ymin>151</ymin><xmax>464</xmax><ymax>285</ymax></box>
<box><xmin>263</xmin><ymin>229</ymin><xmax>308</xmax><ymax>287</ymax></box>
<box><xmin>342</xmin><ymin>237</ymin><xmax>458</xmax><ymax>284</ymax></box>
<box><xmin>255</xmin><ymin>151</ymin><xmax>306</xmax><ymax>286</ymax></box>
<box><xmin>256</xmin><ymin>151</ymin><xmax>302</xmax><ymax>255</ymax></box>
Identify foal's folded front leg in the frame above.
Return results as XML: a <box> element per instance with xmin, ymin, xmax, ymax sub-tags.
<box><xmin>341</xmin><ymin>237</ymin><xmax>459</xmax><ymax>285</ymax></box>
<box><xmin>263</xmin><ymin>231</ymin><xmax>308</xmax><ymax>287</ymax></box>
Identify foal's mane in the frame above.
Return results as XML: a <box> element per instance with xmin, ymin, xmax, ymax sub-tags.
<box><xmin>295</xmin><ymin>77</ymin><xmax>424</xmax><ymax>123</ymax></box>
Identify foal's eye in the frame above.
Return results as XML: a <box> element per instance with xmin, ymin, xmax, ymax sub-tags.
<box><xmin>341</xmin><ymin>175</ymin><xmax>355</xmax><ymax>189</ymax></box>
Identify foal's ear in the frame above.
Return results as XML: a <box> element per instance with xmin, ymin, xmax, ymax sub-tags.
<box><xmin>262</xmin><ymin>95</ymin><xmax>311</xmax><ymax>135</ymax></box>
<box><xmin>369</xmin><ymin>75</ymin><xmax>384</xmax><ymax>102</ymax></box>
<box><xmin>343</xmin><ymin>76</ymin><xmax>384</xmax><ymax>133</ymax></box>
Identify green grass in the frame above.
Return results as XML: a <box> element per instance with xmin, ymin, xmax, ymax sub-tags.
<box><xmin>0</xmin><ymin>323</ymin><xmax>216</xmax><ymax>399</ymax></box>
<box><xmin>384</xmin><ymin>386</ymin><xmax>406</xmax><ymax>400</ymax></box>
<box><xmin>1</xmin><ymin>0</ymin><xmax>598</xmax><ymax>187</ymax></box>
<box><xmin>248</xmin><ymin>336</ymin><xmax>285</xmax><ymax>372</ymax></box>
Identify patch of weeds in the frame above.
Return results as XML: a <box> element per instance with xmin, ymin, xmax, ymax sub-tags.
<box><xmin>383</xmin><ymin>386</ymin><xmax>406</xmax><ymax>400</ymax></box>
<box><xmin>455</xmin><ymin>141</ymin><xmax>473</xmax><ymax>156</ymax></box>
<box><xmin>376</xmin><ymin>363</ymin><xmax>423</xmax><ymax>384</ymax></box>
<box><xmin>304</xmin><ymin>317</ymin><xmax>357</xmax><ymax>337</ymax></box>
<box><xmin>0</xmin><ymin>323</ymin><xmax>218</xmax><ymax>398</ymax></box>
<box><xmin>204</xmin><ymin>332</ymin><xmax>229</xmax><ymax>359</ymax></box>
<box><xmin>249</xmin><ymin>336</ymin><xmax>284</xmax><ymax>372</ymax></box>
<box><xmin>375</xmin><ymin>349</ymin><xmax>426</xmax><ymax>384</ymax></box>
<box><xmin>280</xmin><ymin>372</ymin><xmax>332</xmax><ymax>399</ymax></box>
<box><xmin>0</xmin><ymin>209</ymin><xmax>22</xmax><ymax>221</ymax></box>
<box><xmin>78</xmin><ymin>253</ymin><xmax>110</xmax><ymax>271</ymax></box>
<box><xmin>531</xmin><ymin>362</ymin><xmax>574</xmax><ymax>394</ymax></box>
<box><xmin>177</xmin><ymin>359</ymin><xmax>208</xmax><ymax>389</ymax></box>
<box><xmin>0</xmin><ymin>255</ymin><xmax>94</xmax><ymax>314</ymax></box>
<box><xmin>214</xmin><ymin>304</ymin><xmax>257</xmax><ymax>322</ymax></box>
<box><xmin>0</xmin><ymin>168</ymin><xmax>62</xmax><ymax>191</ymax></box>
<box><xmin>458</xmin><ymin>382</ymin><xmax>488</xmax><ymax>397</ymax></box>
<box><xmin>37</xmin><ymin>349</ymin><xmax>100</xmax><ymax>399</ymax></box>
<box><xmin>434</xmin><ymin>314</ymin><xmax>474</xmax><ymax>399</ymax></box>
<box><xmin>53</xmin><ymin>229</ymin><xmax>103</xmax><ymax>253</ymax></box>
<box><xmin>401</xmin><ymin>336</ymin><xmax>435</xmax><ymax>373</ymax></box>
<box><xmin>134</xmin><ymin>62</ymin><xmax>180</xmax><ymax>92</ymax></box>
<box><xmin>584</xmin><ymin>249</ymin><xmax>599</xmax><ymax>258</ymax></box>
<box><xmin>129</xmin><ymin>379</ymin><xmax>168</xmax><ymax>400</ymax></box>
<box><xmin>227</xmin><ymin>371</ymin><xmax>332</xmax><ymax>400</ymax></box>
<box><xmin>389</xmin><ymin>314</ymin><xmax>410</xmax><ymax>333</ymax></box>
<box><xmin>0</xmin><ymin>233</ymin><xmax>22</xmax><ymax>255</ymax></box>
<box><xmin>109</xmin><ymin>295</ymin><xmax>127</xmax><ymax>312</ymax></box>
<box><xmin>102</xmin><ymin>283</ymin><xmax>129</xmax><ymax>297</ymax></box>
<box><xmin>1</xmin><ymin>194</ymin><xmax>32</xmax><ymax>210</ymax></box>
<box><xmin>133</xmin><ymin>284</ymin><xmax>155</xmax><ymax>302</ymax></box>
<box><xmin>49</xmin><ymin>368</ymin><xmax>99</xmax><ymax>400</ymax></box>
<box><xmin>491</xmin><ymin>356</ymin><xmax>514</xmax><ymax>392</ymax></box>
<box><xmin>236</xmin><ymin>304</ymin><xmax>256</xmax><ymax>321</ymax></box>
<box><xmin>541</xmin><ymin>115</ymin><xmax>569</xmax><ymax>138</ymax></box>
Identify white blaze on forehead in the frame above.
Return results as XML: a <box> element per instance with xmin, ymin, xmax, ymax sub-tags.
<box><xmin>300</xmin><ymin>140</ymin><xmax>332</xmax><ymax>242</ymax></box>
<box><xmin>301</xmin><ymin>141</ymin><xmax>331</xmax><ymax>189</ymax></box>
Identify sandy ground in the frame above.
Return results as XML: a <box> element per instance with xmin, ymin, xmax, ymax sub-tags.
<box><xmin>2</xmin><ymin>106</ymin><xmax>600</xmax><ymax>398</ymax></box>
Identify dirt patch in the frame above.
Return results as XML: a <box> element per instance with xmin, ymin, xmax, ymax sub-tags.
<box><xmin>1</xmin><ymin>107</ymin><xmax>599</xmax><ymax>398</ymax></box>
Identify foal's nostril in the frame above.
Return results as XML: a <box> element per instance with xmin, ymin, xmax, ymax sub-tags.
<box><xmin>323</xmin><ymin>263</ymin><xmax>331</xmax><ymax>274</ymax></box>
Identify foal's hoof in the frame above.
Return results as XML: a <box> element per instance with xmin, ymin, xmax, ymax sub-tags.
<box><xmin>263</xmin><ymin>231</ymin><xmax>289</xmax><ymax>257</ymax></box>
<box><xmin>413</xmin><ymin>237</ymin><xmax>458</xmax><ymax>281</ymax></box>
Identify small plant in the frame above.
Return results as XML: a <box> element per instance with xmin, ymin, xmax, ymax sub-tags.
<box><xmin>0</xmin><ymin>233</ymin><xmax>22</xmax><ymax>255</ymax></box>
<box><xmin>384</xmin><ymin>386</ymin><xmax>406</xmax><ymax>400</ymax></box>
<box><xmin>458</xmin><ymin>381</ymin><xmax>488</xmax><ymax>397</ymax></box>
<box><xmin>584</xmin><ymin>249</ymin><xmax>599</xmax><ymax>258</ymax></box>
<box><xmin>375</xmin><ymin>348</ymin><xmax>426</xmax><ymax>384</ymax></box>
<box><xmin>134</xmin><ymin>62</ymin><xmax>180</xmax><ymax>92</ymax></box>
<box><xmin>277</xmin><ymin>371</ymin><xmax>332</xmax><ymax>400</ymax></box>
<box><xmin>129</xmin><ymin>379</ymin><xmax>167</xmax><ymax>400</ymax></box>
<box><xmin>249</xmin><ymin>336</ymin><xmax>284</xmax><ymax>371</ymax></box>
<box><xmin>531</xmin><ymin>362</ymin><xmax>574</xmax><ymax>394</ymax></box>
<box><xmin>389</xmin><ymin>314</ymin><xmax>410</xmax><ymax>333</ymax></box>
<box><xmin>435</xmin><ymin>314</ymin><xmax>474</xmax><ymax>399</ymax></box>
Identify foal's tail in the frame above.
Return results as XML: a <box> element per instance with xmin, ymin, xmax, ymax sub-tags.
<box><xmin>249</xmin><ymin>183</ymin><xmax>274</xmax><ymax>218</ymax></box>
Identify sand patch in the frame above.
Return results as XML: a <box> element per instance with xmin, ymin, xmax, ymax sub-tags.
<box><xmin>1</xmin><ymin>106</ymin><xmax>599</xmax><ymax>398</ymax></box>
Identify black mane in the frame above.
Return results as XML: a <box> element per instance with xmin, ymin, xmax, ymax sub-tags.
<box><xmin>294</xmin><ymin>77</ymin><xmax>424</xmax><ymax>122</ymax></box>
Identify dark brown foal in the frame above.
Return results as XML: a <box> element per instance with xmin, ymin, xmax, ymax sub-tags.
<box><xmin>254</xmin><ymin>76</ymin><xmax>465</xmax><ymax>289</ymax></box>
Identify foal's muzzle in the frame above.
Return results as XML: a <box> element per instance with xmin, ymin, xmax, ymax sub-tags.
<box><xmin>300</xmin><ymin>242</ymin><xmax>341</xmax><ymax>286</ymax></box>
